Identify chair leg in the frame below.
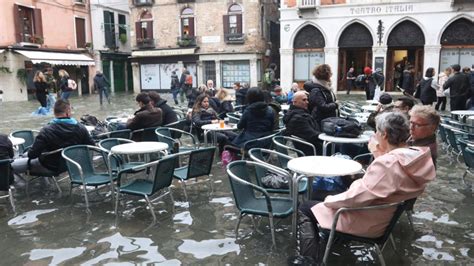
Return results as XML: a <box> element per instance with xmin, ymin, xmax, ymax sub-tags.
<box><xmin>50</xmin><ymin>176</ymin><xmax>62</xmax><ymax>194</ymax></box>
<box><xmin>8</xmin><ymin>187</ymin><xmax>15</xmax><ymax>213</ymax></box>
<box><xmin>144</xmin><ymin>194</ymin><xmax>157</xmax><ymax>222</ymax></box>
<box><xmin>168</xmin><ymin>188</ymin><xmax>175</xmax><ymax>213</ymax></box>
<box><xmin>406</xmin><ymin>210</ymin><xmax>415</xmax><ymax>231</ymax></box>
<box><xmin>322</xmin><ymin>230</ymin><xmax>336</xmax><ymax>265</ymax></box>
<box><xmin>389</xmin><ymin>234</ymin><xmax>397</xmax><ymax>251</ymax></box>
<box><xmin>114</xmin><ymin>190</ymin><xmax>121</xmax><ymax>218</ymax></box>
<box><xmin>180</xmin><ymin>180</ymin><xmax>188</xmax><ymax>200</ymax></box>
<box><xmin>374</xmin><ymin>243</ymin><xmax>386</xmax><ymax>266</ymax></box>
<box><xmin>82</xmin><ymin>185</ymin><xmax>90</xmax><ymax>212</ymax></box>
<box><xmin>269</xmin><ymin>213</ymin><xmax>277</xmax><ymax>248</ymax></box>
<box><xmin>235</xmin><ymin>213</ymin><xmax>244</xmax><ymax>239</ymax></box>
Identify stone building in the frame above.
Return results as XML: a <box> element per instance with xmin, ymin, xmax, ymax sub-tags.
<box><xmin>129</xmin><ymin>0</ymin><xmax>279</xmax><ymax>92</ymax></box>
<box><xmin>0</xmin><ymin>0</ymin><xmax>95</xmax><ymax>102</ymax></box>
<box><xmin>280</xmin><ymin>0</ymin><xmax>474</xmax><ymax>92</ymax></box>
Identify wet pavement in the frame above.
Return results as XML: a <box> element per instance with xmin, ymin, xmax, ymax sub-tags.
<box><xmin>0</xmin><ymin>92</ymin><xmax>473</xmax><ymax>265</ymax></box>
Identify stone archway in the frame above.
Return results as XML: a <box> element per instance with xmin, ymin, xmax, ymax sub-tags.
<box><xmin>293</xmin><ymin>25</ymin><xmax>325</xmax><ymax>84</ymax></box>
<box><xmin>439</xmin><ymin>18</ymin><xmax>474</xmax><ymax>71</ymax></box>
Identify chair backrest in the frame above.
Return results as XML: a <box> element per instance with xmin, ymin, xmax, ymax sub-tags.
<box><xmin>38</xmin><ymin>148</ymin><xmax>68</xmax><ymax>175</ymax></box>
<box><xmin>155</xmin><ymin>128</ymin><xmax>175</xmax><ymax>153</ymax></box>
<box><xmin>164</xmin><ymin>119</ymin><xmax>187</xmax><ymax>131</ymax></box>
<box><xmin>377</xmin><ymin>201</ymin><xmax>408</xmax><ymax>244</ymax></box>
<box><xmin>62</xmin><ymin>145</ymin><xmax>102</xmax><ymax>182</ymax></box>
<box><xmin>109</xmin><ymin>129</ymin><xmax>132</xmax><ymax>139</ymax></box>
<box><xmin>243</xmin><ymin>130</ymin><xmax>282</xmax><ymax>152</ymax></box>
<box><xmin>444</xmin><ymin>125</ymin><xmax>462</xmax><ymax>153</ymax></box>
<box><xmin>272</xmin><ymin>136</ymin><xmax>309</xmax><ymax>157</ymax></box>
<box><xmin>132</xmin><ymin>127</ymin><xmax>159</xmax><ymax>142</ymax></box>
<box><xmin>98</xmin><ymin>138</ymin><xmax>134</xmax><ymax>152</ymax></box>
<box><xmin>226</xmin><ymin>161</ymin><xmax>259</xmax><ymax>210</ymax></box>
<box><xmin>248</xmin><ymin>148</ymin><xmax>292</xmax><ymax>186</ymax></box>
<box><xmin>0</xmin><ymin>159</ymin><xmax>12</xmax><ymax>191</ymax></box>
<box><xmin>438</xmin><ymin>124</ymin><xmax>448</xmax><ymax>144</ymax></box>
<box><xmin>463</xmin><ymin>146</ymin><xmax>474</xmax><ymax>168</ymax></box>
<box><xmin>226</xmin><ymin>112</ymin><xmax>241</xmax><ymax>124</ymax></box>
<box><xmin>187</xmin><ymin>147</ymin><xmax>216</xmax><ymax>179</ymax></box>
<box><xmin>11</xmin><ymin>130</ymin><xmax>37</xmax><ymax>153</ymax></box>
<box><xmin>152</xmin><ymin>155</ymin><xmax>178</xmax><ymax>193</ymax></box>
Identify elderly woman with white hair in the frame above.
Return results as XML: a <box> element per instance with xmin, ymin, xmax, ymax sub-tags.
<box><xmin>297</xmin><ymin>112</ymin><xmax>436</xmax><ymax>261</ymax></box>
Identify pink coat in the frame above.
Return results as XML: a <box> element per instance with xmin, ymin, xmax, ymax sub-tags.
<box><xmin>312</xmin><ymin>147</ymin><xmax>436</xmax><ymax>238</ymax></box>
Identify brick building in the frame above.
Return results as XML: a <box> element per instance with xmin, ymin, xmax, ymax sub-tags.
<box><xmin>129</xmin><ymin>0</ymin><xmax>279</xmax><ymax>92</ymax></box>
<box><xmin>280</xmin><ymin>0</ymin><xmax>474</xmax><ymax>92</ymax></box>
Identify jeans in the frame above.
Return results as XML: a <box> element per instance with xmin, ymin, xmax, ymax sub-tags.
<box><xmin>11</xmin><ymin>157</ymin><xmax>55</xmax><ymax>176</ymax></box>
<box><xmin>171</xmin><ymin>88</ymin><xmax>179</xmax><ymax>104</ymax></box>
<box><xmin>61</xmin><ymin>91</ymin><xmax>71</xmax><ymax>100</ymax></box>
<box><xmin>99</xmin><ymin>88</ymin><xmax>110</xmax><ymax>105</ymax></box>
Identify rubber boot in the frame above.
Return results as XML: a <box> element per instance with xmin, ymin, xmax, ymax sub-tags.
<box><xmin>297</xmin><ymin>210</ymin><xmax>322</xmax><ymax>264</ymax></box>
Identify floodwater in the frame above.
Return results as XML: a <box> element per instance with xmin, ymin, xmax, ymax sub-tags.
<box><xmin>0</xmin><ymin>92</ymin><xmax>473</xmax><ymax>265</ymax></box>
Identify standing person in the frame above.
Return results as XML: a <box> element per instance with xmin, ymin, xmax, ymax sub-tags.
<box><xmin>44</xmin><ymin>68</ymin><xmax>57</xmax><ymax>97</ymax></box>
<box><xmin>304</xmin><ymin>64</ymin><xmax>338</xmax><ymax>126</ymax></box>
<box><xmin>170</xmin><ymin>71</ymin><xmax>180</xmax><ymax>105</ymax></box>
<box><xmin>93</xmin><ymin>70</ymin><xmax>111</xmax><ymax>105</ymax></box>
<box><xmin>263</xmin><ymin>63</ymin><xmax>278</xmax><ymax>91</ymax></box>
<box><xmin>234</xmin><ymin>82</ymin><xmax>244</xmax><ymax>106</ymax></box>
<box><xmin>180</xmin><ymin>69</ymin><xmax>194</xmax><ymax>107</ymax></box>
<box><xmin>362</xmin><ymin>67</ymin><xmax>376</xmax><ymax>100</ymax></box>
<box><xmin>402</xmin><ymin>66</ymin><xmax>415</xmax><ymax>96</ymax></box>
<box><xmin>345</xmin><ymin>67</ymin><xmax>355</xmax><ymax>95</ymax></box>
<box><xmin>178</xmin><ymin>67</ymin><xmax>188</xmax><ymax>105</ymax></box>
<box><xmin>435</xmin><ymin>67</ymin><xmax>451</xmax><ymax>111</ymax></box>
<box><xmin>206</xmin><ymin>79</ymin><xmax>216</xmax><ymax>96</ymax></box>
<box><xmin>443</xmin><ymin>64</ymin><xmax>471</xmax><ymax>111</ymax></box>
<box><xmin>463</xmin><ymin>67</ymin><xmax>474</xmax><ymax>109</ymax></box>
<box><xmin>33</xmin><ymin>71</ymin><xmax>48</xmax><ymax>108</ymax></box>
<box><xmin>58</xmin><ymin>69</ymin><xmax>74</xmax><ymax>100</ymax></box>
<box><xmin>415</xmin><ymin>67</ymin><xmax>438</xmax><ymax>106</ymax></box>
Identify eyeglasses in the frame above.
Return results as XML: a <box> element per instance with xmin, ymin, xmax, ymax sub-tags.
<box><xmin>410</xmin><ymin>121</ymin><xmax>430</xmax><ymax>128</ymax></box>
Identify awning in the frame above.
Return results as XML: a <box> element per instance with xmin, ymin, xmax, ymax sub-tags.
<box><xmin>14</xmin><ymin>50</ymin><xmax>95</xmax><ymax>66</ymax></box>
<box><xmin>131</xmin><ymin>48</ymin><xmax>196</xmax><ymax>58</ymax></box>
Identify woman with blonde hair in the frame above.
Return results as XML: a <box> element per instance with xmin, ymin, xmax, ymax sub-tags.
<box><xmin>435</xmin><ymin>67</ymin><xmax>451</xmax><ymax>111</ymax></box>
<box><xmin>216</xmin><ymin>88</ymin><xmax>234</xmax><ymax>119</ymax></box>
<box><xmin>33</xmin><ymin>71</ymin><xmax>48</xmax><ymax>107</ymax></box>
<box><xmin>58</xmin><ymin>69</ymin><xmax>73</xmax><ymax>100</ymax></box>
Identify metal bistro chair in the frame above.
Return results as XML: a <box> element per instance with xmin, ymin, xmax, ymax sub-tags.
<box><xmin>131</xmin><ymin>127</ymin><xmax>160</xmax><ymax>142</ymax></box>
<box><xmin>98</xmin><ymin>138</ymin><xmax>145</xmax><ymax>175</ymax></box>
<box><xmin>226</xmin><ymin>112</ymin><xmax>241</xmax><ymax>124</ymax></box>
<box><xmin>155</xmin><ymin>127</ymin><xmax>199</xmax><ymax>154</ymax></box>
<box><xmin>62</xmin><ymin>145</ymin><xmax>116</xmax><ymax>211</ymax></box>
<box><xmin>272</xmin><ymin>136</ymin><xmax>315</xmax><ymax>158</ymax></box>
<box><xmin>115</xmin><ymin>155</ymin><xmax>178</xmax><ymax>222</ymax></box>
<box><xmin>224</xmin><ymin>130</ymin><xmax>283</xmax><ymax>160</ymax></box>
<box><xmin>0</xmin><ymin>159</ymin><xmax>15</xmax><ymax>212</ymax></box>
<box><xmin>226</xmin><ymin>160</ymin><xmax>294</xmax><ymax>248</ymax></box>
<box><xmin>23</xmin><ymin>148</ymin><xmax>67</xmax><ymax>194</ymax></box>
<box><xmin>459</xmin><ymin>141</ymin><xmax>474</xmax><ymax>189</ymax></box>
<box><xmin>9</xmin><ymin>130</ymin><xmax>39</xmax><ymax>154</ymax></box>
<box><xmin>322</xmin><ymin>200</ymin><xmax>408</xmax><ymax>266</ymax></box>
<box><xmin>173</xmin><ymin>147</ymin><xmax>216</xmax><ymax>199</ymax></box>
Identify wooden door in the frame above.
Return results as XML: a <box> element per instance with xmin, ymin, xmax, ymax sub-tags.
<box><xmin>338</xmin><ymin>49</ymin><xmax>347</xmax><ymax>91</ymax></box>
<box><xmin>386</xmin><ymin>49</ymin><xmax>394</xmax><ymax>91</ymax></box>
<box><xmin>414</xmin><ymin>48</ymin><xmax>424</xmax><ymax>84</ymax></box>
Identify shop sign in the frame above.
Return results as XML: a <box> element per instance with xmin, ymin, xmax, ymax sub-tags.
<box><xmin>350</xmin><ymin>4</ymin><xmax>414</xmax><ymax>15</ymax></box>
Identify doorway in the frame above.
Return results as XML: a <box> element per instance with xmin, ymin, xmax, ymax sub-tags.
<box><xmin>386</xmin><ymin>47</ymin><xmax>423</xmax><ymax>91</ymax></box>
<box><xmin>338</xmin><ymin>48</ymin><xmax>372</xmax><ymax>91</ymax></box>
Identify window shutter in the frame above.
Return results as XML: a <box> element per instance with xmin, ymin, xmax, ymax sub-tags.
<box><xmin>33</xmin><ymin>9</ymin><xmax>43</xmax><ymax>40</ymax></box>
<box><xmin>135</xmin><ymin>21</ymin><xmax>142</xmax><ymax>39</ymax></box>
<box><xmin>146</xmin><ymin>21</ymin><xmax>153</xmax><ymax>40</ymax></box>
<box><xmin>188</xmin><ymin>17</ymin><xmax>195</xmax><ymax>37</ymax></box>
<box><xmin>13</xmin><ymin>4</ymin><xmax>22</xmax><ymax>43</ymax></box>
<box><xmin>223</xmin><ymin>15</ymin><xmax>229</xmax><ymax>35</ymax></box>
<box><xmin>236</xmin><ymin>14</ymin><xmax>242</xmax><ymax>34</ymax></box>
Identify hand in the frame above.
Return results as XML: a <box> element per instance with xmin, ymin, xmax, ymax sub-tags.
<box><xmin>368</xmin><ymin>135</ymin><xmax>383</xmax><ymax>158</ymax></box>
<box><xmin>375</xmin><ymin>103</ymin><xmax>383</xmax><ymax>113</ymax></box>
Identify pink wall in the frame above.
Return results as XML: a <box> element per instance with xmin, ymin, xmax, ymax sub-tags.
<box><xmin>0</xmin><ymin>0</ymin><xmax>92</xmax><ymax>50</ymax></box>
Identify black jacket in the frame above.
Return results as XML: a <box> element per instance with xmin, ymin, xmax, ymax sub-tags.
<box><xmin>232</xmin><ymin>102</ymin><xmax>274</xmax><ymax>147</ymax></box>
<box><xmin>127</xmin><ymin>105</ymin><xmax>163</xmax><ymax>131</ymax></box>
<box><xmin>154</xmin><ymin>98</ymin><xmax>178</xmax><ymax>125</ymax></box>
<box><xmin>235</xmin><ymin>88</ymin><xmax>248</xmax><ymax>106</ymax></box>
<box><xmin>416</xmin><ymin>78</ymin><xmax>437</xmax><ymax>104</ymax></box>
<box><xmin>28</xmin><ymin>118</ymin><xmax>95</xmax><ymax>172</ymax></box>
<box><xmin>93</xmin><ymin>73</ymin><xmax>110</xmax><ymax>90</ymax></box>
<box><xmin>34</xmin><ymin>81</ymin><xmax>49</xmax><ymax>94</ymax></box>
<box><xmin>192</xmin><ymin>107</ymin><xmax>218</xmax><ymax>128</ymax></box>
<box><xmin>0</xmin><ymin>134</ymin><xmax>13</xmax><ymax>160</ymax></box>
<box><xmin>283</xmin><ymin>105</ymin><xmax>321</xmax><ymax>155</ymax></box>
<box><xmin>59</xmin><ymin>76</ymin><xmax>72</xmax><ymax>92</ymax></box>
<box><xmin>402</xmin><ymin>70</ymin><xmax>414</xmax><ymax>94</ymax></box>
<box><xmin>304</xmin><ymin>81</ymin><xmax>338</xmax><ymax>125</ymax></box>
<box><xmin>444</xmin><ymin>72</ymin><xmax>471</xmax><ymax>98</ymax></box>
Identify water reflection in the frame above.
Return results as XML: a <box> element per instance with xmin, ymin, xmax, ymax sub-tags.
<box><xmin>26</xmin><ymin>247</ymin><xmax>86</xmax><ymax>265</ymax></box>
<box><xmin>8</xmin><ymin>209</ymin><xmax>57</xmax><ymax>227</ymax></box>
<box><xmin>178</xmin><ymin>238</ymin><xmax>240</xmax><ymax>259</ymax></box>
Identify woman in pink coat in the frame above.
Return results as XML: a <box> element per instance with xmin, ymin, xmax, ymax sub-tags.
<box><xmin>298</xmin><ymin>111</ymin><xmax>436</xmax><ymax>260</ymax></box>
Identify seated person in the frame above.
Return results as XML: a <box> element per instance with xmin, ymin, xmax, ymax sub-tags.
<box><xmin>283</xmin><ymin>91</ymin><xmax>321</xmax><ymax>155</ymax></box>
<box><xmin>191</xmin><ymin>94</ymin><xmax>235</xmax><ymax>152</ymax></box>
<box><xmin>271</xmin><ymin>86</ymin><xmax>288</xmax><ymax>104</ymax></box>
<box><xmin>297</xmin><ymin>112</ymin><xmax>436</xmax><ymax>261</ymax></box>
<box><xmin>367</xmin><ymin>92</ymin><xmax>394</xmax><ymax>130</ymax></box>
<box><xmin>393</xmin><ymin>96</ymin><xmax>417</xmax><ymax>115</ymax></box>
<box><xmin>148</xmin><ymin>91</ymin><xmax>178</xmax><ymax>126</ymax></box>
<box><xmin>12</xmin><ymin>99</ymin><xmax>95</xmax><ymax>175</ymax></box>
<box><xmin>231</xmin><ymin>88</ymin><xmax>275</xmax><ymax>148</ymax></box>
<box><xmin>235</xmin><ymin>82</ymin><xmax>249</xmax><ymax>106</ymax></box>
<box><xmin>215</xmin><ymin>88</ymin><xmax>234</xmax><ymax>119</ymax></box>
<box><xmin>127</xmin><ymin>93</ymin><xmax>163</xmax><ymax>140</ymax></box>
<box><xmin>0</xmin><ymin>134</ymin><xmax>14</xmax><ymax>185</ymax></box>
<box><xmin>407</xmin><ymin>105</ymin><xmax>440</xmax><ymax>166</ymax></box>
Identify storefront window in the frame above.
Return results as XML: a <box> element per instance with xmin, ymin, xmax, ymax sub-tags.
<box><xmin>221</xmin><ymin>60</ymin><xmax>250</xmax><ymax>88</ymax></box>
<box><xmin>440</xmin><ymin>48</ymin><xmax>474</xmax><ymax>72</ymax></box>
<box><xmin>294</xmin><ymin>52</ymin><xmax>325</xmax><ymax>81</ymax></box>
<box><xmin>203</xmin><ymin>61</ymin><xmax>216</xmax><ymax>86</ymax></box>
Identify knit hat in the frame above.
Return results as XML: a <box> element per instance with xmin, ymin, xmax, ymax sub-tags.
<box><xmin>379</xmin><ymin>93</ymin><xmax>392</xmax><ymax>105</ymax></box>
<box><xmin>364</xmin><ymin>67</ymin><xmax>372</xmax><ymax>75</ymax></box>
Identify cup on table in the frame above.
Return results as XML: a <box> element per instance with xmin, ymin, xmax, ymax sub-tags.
<box><xmin>219</xmin><ymin>120</ymin><xmax>225</xmax><ymax>128</ymax></box>
<box><xmin>224</xmin><ymin>117</ymin><xmax>229</xmax><ymax>125</ymax></box>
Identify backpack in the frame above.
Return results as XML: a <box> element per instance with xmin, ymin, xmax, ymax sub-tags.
<box><xmin>80</xmin><ymin>114</ymin><xmax>99</xmax><ymax>126</ymax></box>
<box><xmin>68</xmin><ymin>79</ymin><xmax>77</xmax><ymax>90</ymax></box>
<box><xmin>171</xmin><ymin>76</ymin><xmax>179</xmax><ymax>87</ymax></box>
<box><xmin>354</xmin><ymin>74</ymin><xmax>365</xmax><ymax>87</ymax></box>
<box><xmin>321</xmin><ymin>117</ymin><xmax>362</xmax><ymax>138</ymax></box>
<box><xmin>185</xmin><ymin>74</ymin><xmax>193</xmax><ymax>85</ymax></box>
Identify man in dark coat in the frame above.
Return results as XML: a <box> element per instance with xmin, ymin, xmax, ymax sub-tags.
<box><xmin>402</xmin><ymin>66</ymin><xmax>415</xmax><ymax>96</ymax></box>
<box><xmin>127</xmin><ymin>93</ymin><xmax>163</xmax><ymax>141</ymax></box>
<box><xmin>11</xmin><ymin>99</ymin><xmax>95</xmax><ymax>175</ymax></box>
<box><xmin>148</xmin><ymin>91</ymin><xmax>178</xmax><ymax>125</ymax></box>
<box><xmin>283</xmin><ymin>91</ymin><xmax>322</xmax><ymax>155</ymax></box>
<box><xmin>443</xmin><ymin>64</ymin><xmax>471</xmax><ymax>111</ymax></box>
<box><xmin>93</xmin><ymin>70</ymin><xmax>111</xmax><ymax>105</ymax></box>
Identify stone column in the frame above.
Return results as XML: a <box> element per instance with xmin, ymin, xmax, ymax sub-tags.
<box><xmin>372</xmin><ymin>46</ymin><xmax>388</xmax><ymax>76</ymax></box>
<box><xmin>215</xmin><ymin>60</ymin><xmax>221</xmax><ymax>89</ymax></box>
<box><xmin>324</xmin><ymin>47</ymin><xmax>339</xmax><ymax>92</ymax></box>
<box><xmin>250</xmin><ymin>58</ymin><xmax>258</xmax><ymax>87</ymax></box>
<box><xmin>196</xmin><ymin>60</ymin><xmax>203</xmax><ymax>87</ymax></box>
<box><xmin>279</xmin><ymin>48</ymin><xmax>293</xmax><ymax>91</ymax></box>
<box><xmin>109</xmin><ymin>60</ymin><xmax>115</xmax><ymax>93</ymax></box>
<box><xmin>424</xmin><ymin>45</ymin><xmax>442</xmax><ymax>73</ymax></box>
<box><xmin>131</xmin><ymin>62</ymin><xmax>141</xmax><ymax>93</ymax></box>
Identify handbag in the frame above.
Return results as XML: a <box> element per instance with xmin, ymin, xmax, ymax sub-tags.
<box><xmin>321</xmin><ymin>117</ymin><xmax>362</xmax><ymax>138</ymax></box>
<box><xmin>373</xmin><ymin>85</ymin><xmax>381</xmax><ymax>101</ymax></box>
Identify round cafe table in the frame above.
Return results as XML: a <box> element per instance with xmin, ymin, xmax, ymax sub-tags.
<box><xmin>9</xmin><ymin>137</ymin><xmax>25</xmax><ymax>147</ymax></box>
<box><xmin>110</xmin><ymin>141</ymin><xmax>168</xmax><ymax>155</ymax></box>
<box><xmin>287</xmin><ymin>156</ymin><xmax>362</xmax><ymax>236</ymax></box>
<box><xmin>451</xmin><ymin>110</ymin><xmax>474</xmax><ymax>123</ymax></box>
<box><xmin>351</xmin><ymin>112</ymin><xmax>371</xmax><ymax>124</ymax></box>
<box><xmin>361</xmin><ymin>105</ymin><xmax>378</xmax><ymax>112</ymax></box>
<box><xmin>201</xmin><ymin>123</ymin><xmax>238</xmax><ymax>146</ymax></box>
<box><xmin>319</xmin><ymin>132</ymin><xmax>372</xmax><ymax>156</ymax></box>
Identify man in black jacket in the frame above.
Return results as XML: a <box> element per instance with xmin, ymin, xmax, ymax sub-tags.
<box><xmin>283</xmin><ymin>91</ymin><xmax>322</xmax><ymax>155</ymax></box>
<box><xmin>444</xmin><ymin>64</ymin><xmax>471</xmax><ymax>111</ymax></box>
<box><xmin>149</xmin><ymin>91</ymin><xmax>178</xmax><ymax>125</ymax></box>
<box><xmin>11</xmin><ymin>99</ymin><xmax>95</xmax><ymax>175</ymax></box>
<box><xmin>93</xmin><ymin>70</ymin><xmax>111</xmax><ymax>105</ymax></box>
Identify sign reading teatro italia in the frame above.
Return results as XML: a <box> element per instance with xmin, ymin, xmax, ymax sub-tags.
<box><xmin>350</xmin><ymin>4</ymin><xmax>414</xmax><ymax>15</ymax></box>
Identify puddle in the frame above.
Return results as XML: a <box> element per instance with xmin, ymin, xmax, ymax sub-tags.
<box><xmin>178</xmin><ymin>238</ymin><xmax>240</xmax><ymax>259</ymax></box>
<box><xmin>8</xmin><ymin>209</ymin><xmax>57</xmax><ymax>227</ymax></box>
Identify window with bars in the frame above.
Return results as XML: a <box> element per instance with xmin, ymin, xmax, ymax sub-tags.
<box><xmin>203</xmin><ymin>61</ymin><xmax>216</xmax><ymax>86</ymax></box>
<box><xmin>221</xmin><ymin>61</ymin><xmax>250</xmax><ymax>88</ymax></box>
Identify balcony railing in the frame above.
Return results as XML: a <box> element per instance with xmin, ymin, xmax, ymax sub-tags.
<box><xmin>298</xmin><ymin>0</ymin><xmax>319</xmax><ymax>9</ymax></box>
<box><xmin>177</xmin><ymin>0</ymin><xmax>195</xmax><ymax>3</ymax></box>
<box><xmin>134</xmin><ymin>0</ymin><xmax>154</xmax><ymax>6</ymax></box>
<box><xmin>224</xmin><ymin>33</ymin><xmax>245</xmax><ymax>44</ymax></box>
<box><xmin>136</xmin><ymin>38</ymin><xmax>155</xmax><ymax>49</ymax></box>
<box><xmin>177</xmin><ymin>36</ymin><xmax>196</xmax><ymax>47</ymax></box>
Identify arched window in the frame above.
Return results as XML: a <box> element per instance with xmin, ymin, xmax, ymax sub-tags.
<box><xmin>181</xmin><ymin>8</ymin><xmax>194</xmax><ymax>37</ymax></box>
<box><xmin>224</xmin><ymin>4</ymin><xmax>243</xmax><ymax>43</ymax></box>
<box><xmin>135</xmin><ymin>11</ymin><xmax>154</xmax><ymax>47</ymax></box>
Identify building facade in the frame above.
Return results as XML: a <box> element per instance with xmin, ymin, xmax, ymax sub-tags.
<box><xmin>280</xmin><ymin>0</ymin><xmax>474</xmax><ymax>92</ymax></box>
<box><xmin>90</xmin><ymin>0</ymin><xmax>133</xmax><ymax>93</ymax></box>
<box><xmin>0</xmin><ymin>0</ymin><xmax>95</xmax><ymax>102</ymax></box>
<box><xmin>129</xmin><ymin>0</ymin><xmax>279</xmax><ymax>92</ymax></box>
